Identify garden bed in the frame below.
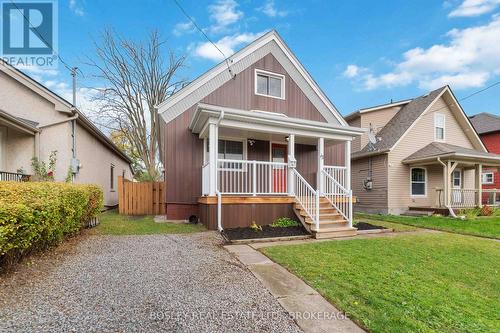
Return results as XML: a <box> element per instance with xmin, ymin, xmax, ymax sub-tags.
<box><xmin>355</xmin><ymin>222</ymin><xmax>388</xmax><ymax>230</ymax></box>
<box><xmin>223</xmin><ymin>225</ymin><xmax>309</xmax><ymax>241</ymax></box>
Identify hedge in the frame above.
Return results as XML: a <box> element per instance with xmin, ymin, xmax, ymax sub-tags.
<box><xmin>0</xmin><ymin>182</ymin><xmax>103</xmax><ymax>267</ymax></box>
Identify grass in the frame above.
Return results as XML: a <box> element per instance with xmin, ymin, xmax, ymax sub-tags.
<box><xmin>262</xmin><ymin>233</ymin><xmax>500</xmax><ymax>333</ymax></box>
<box><xmin>94</xmin><ymin>210</ymin><xmax>205</xmax><ymax>235</ymax></box>
<box><xmin>356</xmin><ymin>213</ymin><xmax>500</xmax><ymax>239</ymax></box>
<box><xmin>354</xmin><ymin>215</ymin><xmax>419</xmax><ymax>232</ymax></box>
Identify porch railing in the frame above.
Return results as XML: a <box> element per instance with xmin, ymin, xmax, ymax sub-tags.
<box><xmin>483</xmin><ymin>189</ymin><xmax>500</xmax><ymax>206</ymax></box>
<box><xmin>322</xmin><ymin>169</ymin><xmax>352</xmax><ymax>226</ymax></box>
<box><xmin>0</xmin><ymin>171</ymin><xmax>31</xmax><ymax>182</ymax></box>
<box><xmin>450</xmin><ymin>189</ymin><xmax>478</xmax><ymax>208</ymax></box>
<box><xmin>217</xmin><ymin>159</ymin><xmax>288</xmax><ymax>195</ymax></box>
<box><xmin>293</xmin><ymin>169</ymin><xmax>319</xmax><ymax>231</ymax></box>
<box><xmin>323</xmin><ymin>165</ymin><xmax>346</xmax><ymax>189</ymax></box>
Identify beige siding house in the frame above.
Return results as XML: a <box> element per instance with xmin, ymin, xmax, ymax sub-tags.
<box><xmin>0</xmin><ymin>61</ymin><xmax>133</xmax><ymax>207</ymax></box>
<box><xmin>346</xmin><ymin>86</ymin><xmax>500</xmax><ymax>214</ymax></box>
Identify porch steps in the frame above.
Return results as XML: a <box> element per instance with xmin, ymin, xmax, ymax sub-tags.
<box><xmin>293</xmin><ymin>197</ymin><xmax>357</xmax><ymax>239</ymax></box>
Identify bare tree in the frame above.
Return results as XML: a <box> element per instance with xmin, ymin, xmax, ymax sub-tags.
<box><xmin>88</xmin><ymin>29</ymin><xmax>185</xmax><ymax>180</ymax></box>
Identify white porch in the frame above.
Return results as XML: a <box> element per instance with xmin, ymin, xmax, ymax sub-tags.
<box><xmin>190</xmin><ymin>103</ymin><xmax>365</xmax><ymax>236</ymax></box>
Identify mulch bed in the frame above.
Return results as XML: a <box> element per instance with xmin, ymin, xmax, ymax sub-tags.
<box><xmin>223</xmin><ymin>225</ymin><xmax>309</xmax><ymax>240</ymax></box>
<box><xmin>355</xmin><ymin>222</ymin><xmax>387</xmax><ymax>230</ymax></box>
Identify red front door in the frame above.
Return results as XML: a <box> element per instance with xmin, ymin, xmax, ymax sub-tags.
<box><xmin>271</xmin><ymin>143</ymin><xmax>287</xmax><ymax>193</ymax></box>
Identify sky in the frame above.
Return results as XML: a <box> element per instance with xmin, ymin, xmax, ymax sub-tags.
<box><xmin>14</xmin><ymin>0</ymin><xmax>500</xmax><ymax>117</ymax></box>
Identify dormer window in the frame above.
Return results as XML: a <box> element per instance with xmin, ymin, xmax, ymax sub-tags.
<box><xmin>255</xmin><ymin>69</ymin><xmax>285</xmax><ymax>99</ymax></box>
<box><xmin>434</xmin><ymin>113</ymin><xmax>445</xmax><ymax>141</ymax></box>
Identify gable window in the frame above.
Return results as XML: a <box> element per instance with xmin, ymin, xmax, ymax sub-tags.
<box><xmin>434</xmin><ymin>113</ymin><xmax>445</xmax><ymax>141</ymax></box>
<box><xmin>411</xmin><ymin>167</ymin><xmax>426</xmax><ymax>197</ymax></box>
<box><xmin>110</xmin><ymin>164</ymin><xmax>115</xmax><ymax>191</ymax></box>
<box><xmin>255</xmin><ymin>69</ymin><xmax>285</xmax><ymax>99</ymax></box>
<box><xmin>482</xmin><ymin>172</ymin><xmax>494</xmax><ymax>184</ymax></box>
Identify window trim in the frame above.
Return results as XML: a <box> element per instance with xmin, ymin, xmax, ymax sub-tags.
<box><xmin>434</xmin><ymin>113</ymin><xmax>445</xmax><ymax>142</ymax></box>
<box><xmin>410</xmin><ymin>167</ymin><xmax>427</xmax><ymax>198</ymax></box>
<box><xmin>482</xmin><ymin>172</ymin><xmax>494</xmax><ymax>185</ymax></box>
<box><xmin>254</xmin><ymin>69</ymin><xmax>286</xmax><ymax>100</ymax></box>
<box><xmin>110</xmin><ymin>163</ymin><xmax>115</xmax><ymax>192</ymax></box>
<box><xmin>204</xmin><ymin>137</ymin><xmax>248</xmax><ymax>172</ymax></box>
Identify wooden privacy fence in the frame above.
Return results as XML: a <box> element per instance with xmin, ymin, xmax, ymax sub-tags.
<box><xmin>118</xmin><ymin>176</ymin><xmax>166</xmax><ymax>215</ymax></box>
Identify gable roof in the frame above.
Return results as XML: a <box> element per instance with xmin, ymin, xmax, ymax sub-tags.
<box><xmin>0</xmin><ymin>60</ymin><xmax>132</xmax><ymax>164</ymax></box>
<box><xmin>344</xmin><ymin>98</ymin><xmax>411</xmax><ymax>122</ymax></box>
<box><xmin>158</xmin><ymin>30</ymin><xmax>347</xmax><ymax>126</ymax></box>
<box><xmin>469</xmin><ymin>112</ymin><xmax>500</xmax><ymax>135</ymax></box>
<box><xmin>402</xmin><ymin>142</ymin><xmax>500</xmax><ymax>165</ymax></box>
<box><xmin>352</xmin><ymin>85</ymin><xmax>486</xmax><ymax>160</ymax></box>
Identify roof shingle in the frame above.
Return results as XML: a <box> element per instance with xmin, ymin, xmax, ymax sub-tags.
<box><xmin>469</xmin><ymin>112</ymin><xmax>500</xmax><ymax>135</ymax></box>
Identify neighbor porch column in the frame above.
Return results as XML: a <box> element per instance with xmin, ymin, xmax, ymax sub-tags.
<box><xmin>208</xmin><ymin>122</ymin><xmax>218</xmax><ymax>196</ymax></box>
<box><xmin>475</xmin><ymin>163</ymin><xmax>483</xmax><ymax>208</ymax></box>
<box><xmin>287</xmin><ymin>134</ymin><xmax>295</xmax><ymax>196</ymax></box>
<box><xmin>345</xmin><ymin>140</ymin><xmax>352</xmax><ymax>191</ymax></box>
<box><xmin>317</xmin><ymin>137</ymin><xmax>325</xmax><ymax>195</ymax></box>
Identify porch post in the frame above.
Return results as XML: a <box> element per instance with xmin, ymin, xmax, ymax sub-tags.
<box><xmin>287</xmin><ymin>134</ymin><xmax>295</xmax><ymax>196</ymax></box>
<box><xmin>345</xmin><ymin>140</ymin><xmax>352</xmax><ymax>228</ymax></box>
<box><xmin>345</xmin><ymin>140</ymin><xmax>352</xmax><ymax>191</ymax></box>
<box><xmin>317</xmin><ymin>137</ymin><xmax>325</xmax><ymax>195</ymax></box>
<box><xmin>208</xmin><ymin>122</ymin><xmax>217</xmax><ymax>196</ymax></box>
<box><xmin>475</xmin><ymin>164</ymin><xmax>483</xmax><ymax>208</ymax></box>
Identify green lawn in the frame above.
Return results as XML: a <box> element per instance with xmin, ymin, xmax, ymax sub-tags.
<box><xmin>94</xmin><ymin>210</ymin><xmax>205</xmax><ymax>235</ymax></box>
<box><xmin>262</xmin><ymin>233</ymin><xmax>500</xmax><ymax>333</ymax></box>
<box><xmin>356</xmin><ymin>213</ymin><xmax>500</xmax><ymax>239</ymax></box>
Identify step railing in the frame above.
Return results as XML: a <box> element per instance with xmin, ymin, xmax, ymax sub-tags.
<box><xmin>322</xmin><ymin>169</ymin><xmax>352</xmax><ymax>227</ymax></box>
<box><xmin>217</xmin><ymin>159</ymin><xmax>288</xmax><ymax>195</ymax></box>
<box><xmin>323</xmin><ymin>165</ymin><xmax>346</xmax><ymax>189</ymax></box>
<box><xmin>293</xmin><ymin>169</ymin><xmax>319</xmax><ymax>231</ymax></box>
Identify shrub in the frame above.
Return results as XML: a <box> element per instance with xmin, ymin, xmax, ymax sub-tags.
<box><xmin>0</xmin><ymin>181</ymin><xmax>103</xmax><ymax>268</ymax></box>
<box><xmin>480</xmin><ymin>205</ymin><xmax>493</xmax><ymax>217</ymax></box>
<box><xmin>458</xmin><ymin>208</ymin><xmax>481</xmax><ymax>220</ymax></box>
<box><xmin>271</xmin><ymin>217</ymin><xmax>299</xmax><ymax>228</ymax></box>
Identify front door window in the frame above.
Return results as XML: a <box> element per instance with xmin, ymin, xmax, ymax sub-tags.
<box><xmin>271</xmin><ymin>143</ymin><xmax>287</xmax><ymax>193</ymax></box>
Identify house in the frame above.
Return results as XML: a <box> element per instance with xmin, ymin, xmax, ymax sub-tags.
<box><xmin>469</xmin><ymin>112</ymin><xmax>500</xmax><ymax>205</ymax></box>
<box><xmin>157</xmin><ymin>31</ymin><xmax>365</xmax><ymax>238</ymax></box>
<box><xmin>346</xmin><ymin>86</ymin><xmax>500</xmax><ymax>215</ymax></box>
<box><xmin>0</xmin><ymin>60</ymin><xmax>133</xmax><ymax>207</ymax></box>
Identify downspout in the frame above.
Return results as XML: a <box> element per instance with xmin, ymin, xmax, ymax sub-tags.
<box><xmin>216</xmin><ymin>110</ymin><xmax>225</xmax><ymax>232</ymax></box>
<box><xmin>438</xmin><ymin>157</ymin><xmax>457</xmax><ymax>218</ymax></box>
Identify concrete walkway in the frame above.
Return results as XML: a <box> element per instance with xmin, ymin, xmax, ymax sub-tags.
<box><xmin>225</xmin><ymin>244</ymin><xmax>366</xmax><ymax>333</ymax></box>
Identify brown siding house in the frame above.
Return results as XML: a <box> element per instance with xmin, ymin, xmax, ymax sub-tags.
<box><xmin>158</xmin><ymin>31</ymin><xmax>364</xmax><ymax>238</ymax></box>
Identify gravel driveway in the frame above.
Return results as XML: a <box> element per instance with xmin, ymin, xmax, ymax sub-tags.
<box><xmin>0</xmin><ymin>232</ymin><xmax>301</xmax><ymax>333</ymax></box>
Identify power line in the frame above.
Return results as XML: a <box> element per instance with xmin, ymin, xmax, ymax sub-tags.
<box><xmin>459</xmin><ymin>81</ymin><xmax>500</xmax><ymax>102</ymax></box>
<box><xmin>171</xmin><ymin>0</ymin><xmax>234</xmax><ymax>77</ymax></box>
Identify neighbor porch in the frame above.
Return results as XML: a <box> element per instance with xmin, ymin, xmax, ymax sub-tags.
<box><xmin>190</xmin><ymin>103</ymin><xmax>365</xmax><ymax>237</ymax></box>
<box><xmin>403</xmin><ymin>142</ymin><xmax>500</xmax><ymax>211</ymax></box>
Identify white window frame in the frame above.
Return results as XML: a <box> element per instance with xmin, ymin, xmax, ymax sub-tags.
<box><xmin>254</xmin><ymin>69</ymin><xmax>285</xmax><ymax>100</ymax></box>
<box><xmin>410</xmin><ymin>167</ymin><xmax>427</xmax><ymax>198</ymax></box>
<box><xmin>205</xmin><ymin>137</ymin><xmax>248</xmax><ymax>172</ymax></box>
<box><xmin>434</xmin><ymin>113</ymin><xmax>445</xmax><ymax>142</ymax></box>
<box><xmin>482</xmin><ymin>172</ymin><xmax>494</xmax><ymax>185</ymax></box>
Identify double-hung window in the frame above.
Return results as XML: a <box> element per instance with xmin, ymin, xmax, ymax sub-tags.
<box><xmin>482</xmin><ymin>172</ymin><xmax>494</xmax><ymax>184</ymax></box>
<box><xmin>434</xmin><ymin>113</ymin><xmax>445</xmax><ymax>141</ymax></box>
<box><xmin>255</xmin><ymin>70</ymin><xmax>285</xmax><ymax>99</ymax></box>
<box><xmin>411</xmin><ymin>167</ymin><xmax>426</xmax><ymax>197</ymax></box>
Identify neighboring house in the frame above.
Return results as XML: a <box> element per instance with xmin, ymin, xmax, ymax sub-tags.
<box><xmin>0</xmin><ymin>60</ymin><xmax>133</xmax><ymax>207</ymax></box>
<box><xmin>158</xmin><ymin>31</ymin><xmax>365</xmax><ymax>238</ymax></box>
<box><xmin>469</xmin><ymin>112</ymin><xmax>500</xmax><ymax>205</ymax></box>
<box><xmin>346</xmin><ymin>86</ymin><xmax>500</xmax><ymax>215</ymax></box>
